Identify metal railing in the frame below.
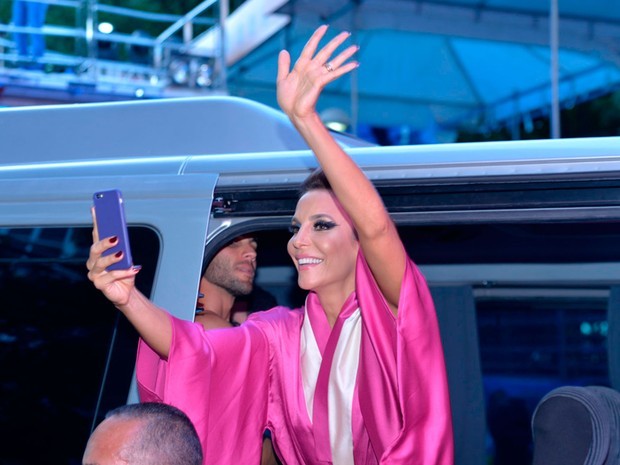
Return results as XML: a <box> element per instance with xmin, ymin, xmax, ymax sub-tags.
<box><xmin>0</xmin><ymin>0</ymin><xmax>227</xmax><ymax>99</ymax></box>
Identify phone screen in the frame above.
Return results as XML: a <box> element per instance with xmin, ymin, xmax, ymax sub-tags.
<box><xmin>93</xmin><ymin>189</ymin><xmax>133</xmax><ymax>271</ymax></box>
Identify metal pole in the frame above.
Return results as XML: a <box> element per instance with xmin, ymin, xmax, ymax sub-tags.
<box><xmin>153</xmin><ymin>0</ymin><xmax>219</xmax><ymax>70</ymax></box>
<box><xmin>219</xmin><ymin>0</ymin><xmax>229</xmax><ymax>93</ymax></box>
<box><xmin>75</xmin><ymin>0</ymin><xmax>84</xmax><ymax>57</ymax></box>
<box><xmin>350</xmin><ymin>3</ymin><xmax>359</xmax><ymax>136</ymax></box>
<box><xmin>83</xmin><ymin>0</ymin><xmax>97</xmax><ymax>79</ymax></box>
<box><xmin>550</xmin><ymin>0</ymin><xmax>560</xmax><ymax>139</ymax></box>
<box><xmin>85</xmin><ymin>0</ymin><xmax>95</xmax><ymax>59</ymax></box>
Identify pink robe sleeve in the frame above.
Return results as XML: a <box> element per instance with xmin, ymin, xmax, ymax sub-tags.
<box><xmin>135</xmin><ymin>313</ymin><xmax>270</xmax><ymax>464</ymax></box>
<box><xmin>356</xmin><ymin>253</ymin><xmax>454</xmax><ymax>465</ymax></box>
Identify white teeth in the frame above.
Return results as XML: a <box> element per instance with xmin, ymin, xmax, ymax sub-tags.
<box><xmin>298</xmin><ymin>258</ymin><xmax>323</xmax><ymax>265</ymax></box>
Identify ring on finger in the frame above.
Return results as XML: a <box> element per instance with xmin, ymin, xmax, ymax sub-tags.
<box><xmin>324</xmin><ymin>62</ymin><xmax>334</xmax><ymax>72</ymax></box>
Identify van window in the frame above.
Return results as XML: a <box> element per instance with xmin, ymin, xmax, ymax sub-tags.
<box><xmin>0</xmin><ymin>226</ymin><xmax>159</xmax><ymax>464</ymax></box>
<box><xmin>247</xmin><ymin>219</ymin><xmax>616</xmax><ymax>464</ymax></box>
<box><xmin>405</xmin><ymin>221</ymin><xmax>614</xmax><ymax>462</ymax></box>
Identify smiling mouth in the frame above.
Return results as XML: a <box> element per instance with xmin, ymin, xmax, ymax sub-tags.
<box><xmin>298</xmin><ymin>258</ymin><xmax>323</xmax><ymax>266</ymax></box>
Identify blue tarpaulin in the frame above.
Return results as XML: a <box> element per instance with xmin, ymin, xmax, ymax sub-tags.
<box><xmin>216</xmin><ymin>0</ymin><xmax>620</xmax><ymax>136</ymax></box>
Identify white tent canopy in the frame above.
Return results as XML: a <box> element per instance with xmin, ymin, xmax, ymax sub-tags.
<box><xmin>192</xmin><ymin>0</ymin><xmax>620</xmax><ymax>138</ymax></box>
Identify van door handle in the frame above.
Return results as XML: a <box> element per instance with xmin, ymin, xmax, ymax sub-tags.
<box><xmin>212</xmin><ymin>197</ymin><xmax>237</xmax><ymax>214</ymax></box>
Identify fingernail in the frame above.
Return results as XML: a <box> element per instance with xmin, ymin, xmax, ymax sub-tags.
<box><xmin>132</xmin><ymin>265</ymin><xmax>142</xmax><ymax>272</ymax></box>
<box><xmin>115</xmin><ymin>251</ymin><xmax>123</xmax><ymax>258</ymax></box>
<box><xmin>110</xmin><ymin>236</ymin><xmax>118</xmax><ymax>244</ymax></box>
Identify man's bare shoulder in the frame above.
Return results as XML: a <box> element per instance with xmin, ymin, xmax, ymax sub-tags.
<box><xmin>194</xmin><ymin>310</ymin><xmax>232</xmax><ymax>330</ymax></box>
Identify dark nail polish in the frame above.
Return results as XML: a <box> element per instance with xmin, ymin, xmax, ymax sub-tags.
<box><xmin>110</xmin><ymin>236</ymin><xmax>118</xmax><ymax>244</ymax></box>
<box><xmin>115</xmin><ymin>251</ymin><xmax>123</xmax><ymax>258</ymax></box>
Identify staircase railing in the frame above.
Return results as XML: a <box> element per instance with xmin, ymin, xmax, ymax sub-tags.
<box><xmin>0</xmin><ymin>0</ymin><xmax>227</xmax><ymax>98</ymax></box>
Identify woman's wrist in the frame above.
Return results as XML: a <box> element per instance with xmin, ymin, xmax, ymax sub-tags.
<box><xmin>116</xmin><ymin>287</ymin><xmax>143</xmax><ymax>316</ymax></box>
<box><xmin>290</xmin><ymin>111</ymin><xmax>326</xmax><ymax>135</ymax></box>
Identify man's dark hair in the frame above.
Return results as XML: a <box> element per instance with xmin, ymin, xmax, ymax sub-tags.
<box><xmin>299</xmin><ymin>168</ymin><xmax>332</xmax><ymax>196</ymax></box>
<box><xmin>105</xmin><ymin>402</ymin><xmax>202</xmax><ymax>465</ymax></box>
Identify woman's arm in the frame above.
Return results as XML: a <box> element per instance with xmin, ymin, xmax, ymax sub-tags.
<box><xmin>87</xmin><ymin>208</ymin><xmax>172</xmax><ymax>357</ymax></box>
<box><xmin>277</xmin><ymin>25</ymin><xmax>406</xmax><ymax>313</ymax></box>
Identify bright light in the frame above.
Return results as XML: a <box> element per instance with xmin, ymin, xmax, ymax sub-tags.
<box><xmin>580</xmin><ymin>321</ymin><xmax>592</xmax><ymax>336</ymax></box>
<box><xmin>98</xmin><ymin>22</ymin><xmax>114</xmax><ymax>34</ymax></box>
<box><xmin>195</xmin><ymin>63</ymin><xmax>213</xmax><ymax>88</ymax></box>
<box><xmin>325</xmin><ymin>121</ymin><xmax>348</xmax><ymax>133</ymax></box>
<box><xmin>320</xmin><ymin>107</ymin><xmax>350</xmax><ymax>133</ymax></box>
<box><xmin>169</xmin><ymin>59</ymin><xmax>189</xmax><ymax>85</ymax></box>
<box><xmin>134</xmin><ymin>88</ymin><xmax>145</xmax><ymax>98</ymax></box>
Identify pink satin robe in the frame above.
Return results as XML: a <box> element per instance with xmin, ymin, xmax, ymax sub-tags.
<box><xmin>136</xmin><ymin>253</ymin><xmax>454</xmax><ymax>464</ymax></box>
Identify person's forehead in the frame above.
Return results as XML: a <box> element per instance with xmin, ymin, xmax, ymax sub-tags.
<box><xmin>83</xmin><ymin>417</ymin><xmax>143</xmax><ymax>465</ymax></box>
<box><xmin>294</xmin><ymin>190</ymin><xmax>346</xmax><ymax>219</ymax></box>
<box><xmin>226</xmin><ymin>235</ymin><xmax>257</xmax><ymax>246</ymax></box>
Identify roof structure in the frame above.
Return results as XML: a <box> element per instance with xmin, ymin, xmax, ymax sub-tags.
<box><xmin>199</xmin><ymin>0</ymin><xmax>620</xmax><ymax>137</ymax></box>
<box><xmin>2</xmin><ymin>0</ymin><xmax>620</xmax><ymax>140</ymax></box>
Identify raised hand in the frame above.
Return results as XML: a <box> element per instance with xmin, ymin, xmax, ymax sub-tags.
<box><xmin>87</xmin><ymin>207</ymin><xmax>171</xmax><ymax>357</ymax></box>
<box><xmin>276</xmin><ymin>25</ymin><xmax>358</xmax><ymax>122</ymax></box>
<box><xmin>86</xmin><ymin>207</ymin><xmax>140</xmax><ymax>308</ymax></box>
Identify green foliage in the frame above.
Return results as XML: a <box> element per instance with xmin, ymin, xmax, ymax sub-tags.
<box><xmin>457</xmin><ymin>91</ymin><xmax>620</xmax><ymax>141</ymax></box>
<box><xmin>0</xmin><ymin>2</ymin><xmax>10</xmax><ymax>23</ymax></box>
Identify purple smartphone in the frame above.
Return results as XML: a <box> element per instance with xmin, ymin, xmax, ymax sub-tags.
<box><xmin>93</xmin><ymin>189</ymin><xmax>133</xmax><ymax>271</ymax></box>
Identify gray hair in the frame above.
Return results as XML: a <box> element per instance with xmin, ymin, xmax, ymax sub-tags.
<box><xmin>105</xmin><ymin>402</ymin><xmax>202</xmax><ymax>465</ymax></box>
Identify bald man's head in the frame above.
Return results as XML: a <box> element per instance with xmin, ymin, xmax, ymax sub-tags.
<box><xmin>83</xmin><ymin>403</ymin><xmax>202</xmax><ymax>465</ymax></box>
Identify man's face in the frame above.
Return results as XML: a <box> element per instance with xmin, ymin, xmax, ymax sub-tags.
<box><xmin>204</xmin><ymin>236</ymin><xmax>257</xmax><ymax>297</ymax></box>
<box><xmin>82</xmin><ymin>417</ymin><xmax>142</xmax><ymax>465</ymax></box>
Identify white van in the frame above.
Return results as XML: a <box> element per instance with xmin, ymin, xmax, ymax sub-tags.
<box><xmin>1</xmin><ymin>97</ymin><xmax>618</xmax><ymax>464</ymax></box>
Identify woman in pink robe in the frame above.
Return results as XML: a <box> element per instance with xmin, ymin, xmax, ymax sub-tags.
<box><xmin>87</xmin><ymin>25</ymin><xmax>454</xmax><ymax>465</ymax></box>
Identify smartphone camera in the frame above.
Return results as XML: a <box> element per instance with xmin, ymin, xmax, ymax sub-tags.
<box><xmin>95</xmin><ymin>193</ymin><xmax>104</xmax><ymax>199</ymax></box>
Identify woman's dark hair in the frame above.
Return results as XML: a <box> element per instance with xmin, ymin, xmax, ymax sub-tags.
<box><xmin>298</xmin><ymin>167</ymin><xmax>359</xmax><ymax>240</ymax></box>
<box><xmin>299</xmin><ymin>168</ymin><xmax>332</xmax><ymax>197</ymax></box>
